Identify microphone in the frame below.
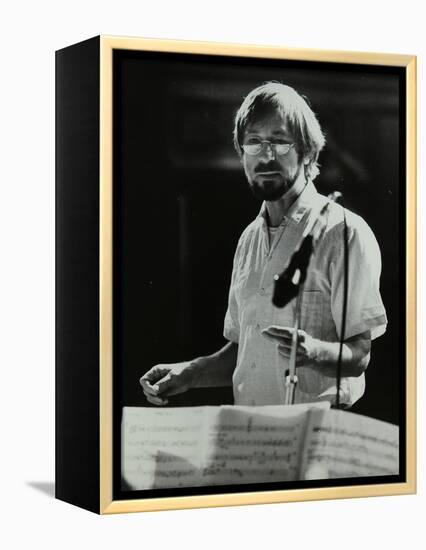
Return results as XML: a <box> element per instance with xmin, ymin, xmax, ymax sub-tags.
<box><xmin>272</xmin><ymin>235</ymin><xmax>313</xmax><ymax>308</ymax></box>
<box><xmin>272</xmin><ymin>191</ymin><xmax>342</xmax><ymax>308</ymax></box>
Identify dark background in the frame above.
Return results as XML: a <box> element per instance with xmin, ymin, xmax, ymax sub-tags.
<box><xmin>113</xmin><ymin>50</ymin><xmax>404</xmax><ymax>427</ymax></box>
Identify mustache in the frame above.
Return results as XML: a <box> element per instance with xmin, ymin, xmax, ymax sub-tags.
<box><xmin>254</xmin><ymin>163</ymin><xmax>282</xmax><ymax>173</ymax></box>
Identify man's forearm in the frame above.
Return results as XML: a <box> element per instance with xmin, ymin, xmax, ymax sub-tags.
<box><xmin>264</xmin><ymin>326</ymin><xmax>372</xmax><ymax>378</ymax></box>
<box><xmin>190</xmin><ymin>341</ymin><xmax>238</xmax><ymax>388</ymax></box>
<box><xmin>313</xmin><ymin>332</ymin><xmax>371</xmax><ymax>377</ymax></box>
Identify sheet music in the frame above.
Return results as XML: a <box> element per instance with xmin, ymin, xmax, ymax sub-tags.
<box><xmin>122</xmin><ymin>406</ymin><xmax>209</xmax><ymax>489</ymax></box>
<box><xmin>302</xmin><ymin>409</ymin><xmax>399</xmax><ymax>480</ymax></box>
<box><xmin>122</xmin><ymin>403</ymin><xmax>328</xmax><ymax>490</ymax></box>
<box><xmin>201</xmin><ymin>404</ymin><xmax>318</xmax><ymax>485</ymax></box>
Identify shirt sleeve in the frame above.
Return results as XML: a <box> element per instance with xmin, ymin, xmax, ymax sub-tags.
<box><xmin>329</xmin><ymin>213</ymin><xmax>387</xmax><ymax>341</ymax></box>
<box><xmin>223</xmin><ymin>239</ymin><xmax>242</xmax><ymax>344</ymax></box>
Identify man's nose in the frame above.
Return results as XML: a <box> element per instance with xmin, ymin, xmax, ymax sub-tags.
<box><xmin>260</xmin><ymin>142</ymin><xmax>276</xmax><ymax>160</ymax></box>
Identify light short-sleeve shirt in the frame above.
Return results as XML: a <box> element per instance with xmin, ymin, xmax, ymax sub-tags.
<box><xmin>224</xmin><ymin>182</ymin><xmax>387</xmax><ymax>406</ymax></box>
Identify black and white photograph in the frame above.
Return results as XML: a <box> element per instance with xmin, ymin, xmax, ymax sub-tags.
<box><xmin>113</xmin><ymin>47</ymin><xmax>407</xmax><ymax>498</ymax></box>
<box><xmin>4</xmin><ymin>0</ymin><xmax>424</xmax><ymax>544</ymax></box>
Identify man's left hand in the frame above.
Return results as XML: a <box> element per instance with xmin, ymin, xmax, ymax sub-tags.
<box><xmin>261</xmin><ymin>325</ymin><xmax>320</xmax><ymax>368</ymax></box>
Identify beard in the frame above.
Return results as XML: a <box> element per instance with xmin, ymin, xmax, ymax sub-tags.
<box><xmin>249</xmin><ymin>176</ymin><xmax>290</xmax><ymax>201</ymax></box>
<box><xmin>249</xmin><ymin>165</ymin><xmax>302</xmax><ymax>201</ymax></box>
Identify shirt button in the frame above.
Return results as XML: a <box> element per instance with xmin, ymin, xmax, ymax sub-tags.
<box><xmin>259</xmin><ymin>288</ymin><xmax>265</xmax><ymax>296</ymax></box>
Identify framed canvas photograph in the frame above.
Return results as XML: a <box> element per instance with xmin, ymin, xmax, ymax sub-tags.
<box><xmin>55</xmin><ymin>36</ymin><xmax>416</xmax><ymax>514</ymax></box>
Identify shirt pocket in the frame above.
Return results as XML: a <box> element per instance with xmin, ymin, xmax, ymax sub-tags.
<box><xmin>300</xmin><ymin>290</ymin><xmax>323</xmax><ymax>340</ymax></box>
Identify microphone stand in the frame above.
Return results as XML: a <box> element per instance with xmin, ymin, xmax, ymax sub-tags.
<box><xmin>284</xmin><ymin>285</ymin><xmax>303</xmax><ymax>405</ymax></box>
<box><xmin>274</xmin><ymin>192</ymin><xmax>343</xmax><ymax>406</ymax></box>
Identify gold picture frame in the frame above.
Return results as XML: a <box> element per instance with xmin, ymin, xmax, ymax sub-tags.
<box><xmin>56</xmin><ymin>35</ymin><xmax>416</xmax><ymax>514</ymax></box>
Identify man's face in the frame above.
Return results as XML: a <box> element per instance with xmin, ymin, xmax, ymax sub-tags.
<box><xmin>242</xmin><ymin>111</ymin><xmax>306</xmax><ymax>201</ymax></box>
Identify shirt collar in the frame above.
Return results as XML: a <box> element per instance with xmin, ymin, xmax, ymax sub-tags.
<box><xmin>257</xmin><ymin>180</ymin><xmax>319</xmax><ymax>225</ymax></box>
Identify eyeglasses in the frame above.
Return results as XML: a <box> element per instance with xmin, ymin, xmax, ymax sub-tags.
<box><xmin>242</xmin><ymin>139</ymin><xmax>295</xmax><ymax>157</ymax></box>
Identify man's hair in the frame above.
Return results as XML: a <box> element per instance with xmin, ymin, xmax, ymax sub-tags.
<box><xmin>233</xmin><ymin>82</ymin><xmax>326</xmax><ymax>180</ymax></box>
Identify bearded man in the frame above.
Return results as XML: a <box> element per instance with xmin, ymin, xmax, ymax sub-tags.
<box><xmin>140</xmin><ymin>82</ymin><xmax>387</xmax><ymax>408</ymax></box>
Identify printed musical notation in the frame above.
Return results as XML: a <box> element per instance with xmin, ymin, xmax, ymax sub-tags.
<box><xmin>201</xmin><ymin>405</ymin><xmax>309</xmax><ymax>485</ymax></box>
<box><xmin>121</xmin><ymin>404</ymin><xmax>399</xmax><ymax>490</ymax></box>
<box><xmin>302</xmin><ymin>409</ymin><xmax>399</xmax><ymax>480</ymax></box>
<box><xmin>122</xmin><ymin>407</ymin><xmax>206</xmax><ymax>489</ymax></box>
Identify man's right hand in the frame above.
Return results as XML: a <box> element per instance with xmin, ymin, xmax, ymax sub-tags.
<box><xmin>139</xmin><ymin>361</ymin><xmax>197</xmax><ymax>406</ymax></box>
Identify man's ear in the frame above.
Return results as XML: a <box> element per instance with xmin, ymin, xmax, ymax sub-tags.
<box><xmin>303</xmin><ymin>156</ymin><xmax>311</xmax><ymax>165</ymax></box>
